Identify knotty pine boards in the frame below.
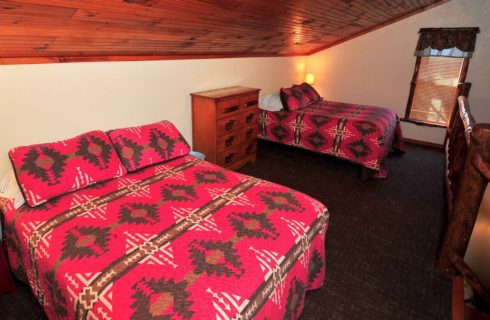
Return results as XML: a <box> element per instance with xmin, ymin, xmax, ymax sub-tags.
<box><xmin>0</xmin><ymin>0</ymin><xmax>447</xmax><ymax>64</ymax></box>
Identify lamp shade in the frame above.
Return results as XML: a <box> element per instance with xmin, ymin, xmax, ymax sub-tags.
<box><xmin>305</xmin><ymin>73</ymin><xmax>315</xmax><ymax>85</ymax></box>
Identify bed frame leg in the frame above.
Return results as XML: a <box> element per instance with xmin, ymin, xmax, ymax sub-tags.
<box><xmin>360</xmin><ymin>167</ymin><xmax>375</xmax><ymax>181</ymax></box>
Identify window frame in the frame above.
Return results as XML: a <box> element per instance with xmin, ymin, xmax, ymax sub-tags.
<box><xmin>404</xmin><ymin>56</ymin><xmax>470</xmax><ymax>128</ymax></box>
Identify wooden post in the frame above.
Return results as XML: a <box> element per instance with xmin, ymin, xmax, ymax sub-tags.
<box><xmin>447</xmin><ymin>82</ymin><xmax>472</xmax><ymax>136</ymax></box>
<box><xmin>437</xmin><ymin>123</ymin><xmax>490</xmax><ymax>273</ymax></box>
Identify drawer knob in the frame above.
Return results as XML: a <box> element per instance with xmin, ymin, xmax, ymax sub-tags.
<box><xmin>245</xmin><ymin>145</ymin><xmax>253</xmax><ymax>154</ymax></box>
<box><xmin>246</xmin><ymin>129</ymin><xmax>254</xmax><ymax>138</ymax></box>
<box><xmin>246</xmin><ymin>114</ymin><xmax>254</xmax><ymax>124</ymax></box>
<box><xmin>225</xmin><ymin>153</ymin><xmax>235</xmax><ymax>164</ymax></box>
<box><xmin>225</xmin><ymin>136</ymin><xmax>235</xmax><ymax>147</ymax></box>
<box><xmin>225</xmin><ymin>120</ymin><xmax>235</xmax><ymax>131</ymax></box>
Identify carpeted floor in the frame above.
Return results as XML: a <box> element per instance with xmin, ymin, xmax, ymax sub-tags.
<box><xmin>0</xmin><ymin>140</ymin><xmax>451</xmax><ymax>319</ymax></box>
<box><xmin>240</xmin><ymin>140</ymin><xmax>450</xmax><ymax>320</ymax></box>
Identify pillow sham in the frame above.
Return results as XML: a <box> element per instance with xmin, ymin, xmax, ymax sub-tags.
<box><xmin>293</xmin><ymin>83</ymin><xmax>321</xmax><ymax>104</ymax></box>
<box><xmin>280</xmin><ymin>86</ymin><xmax>308</xmax><ymax>111</ymax></box>
<box><xmin>259</xmin><ymin>93</ymin><xmax>284</xmax><ymax>112</ymax></box>
<box><xmin>9</xmin><ymin>130</ymin><xmax>126</xmax><ymax>207</ymax></box>
<box><xmin>108</xmin><ymin>120</ymin><xmax>190</xmax><ymax>172</ymax></box>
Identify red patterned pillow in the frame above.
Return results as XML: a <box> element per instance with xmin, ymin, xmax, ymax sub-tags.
<box><xmin>293</xmin><ymin>83</ymin><xmax>321</xmax><ymax>104</ymax></box>
<box><xmin>108</xmin><ymin>120</ymin><xmax>190</xmax><ymax>172</ymax></box>
<box><xmin>280</xmin><ymin>86</ymin><xmax>308</xmax><ymax>111</ymax></box>
<box><xmin>9</xmin><ymin>131</ymin><xmax>127</xmax><ymax>207</ymax></box>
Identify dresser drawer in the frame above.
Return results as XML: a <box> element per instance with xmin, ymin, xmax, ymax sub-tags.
<box><xmin>217</xmin><ymin>114</ymin><xmax>242</xmax><ymax>136</ymax></box>
<box><xmin>241</xmin><ymin>109</ymin><xmax>258</xmax><ymax>127</ymax></box>
<box><xmin>242</xmin><ymin>125</ymin><xmax>257</xmax><ymax>142</ymax></box>
<box><xmin>241</xmin><ymin>95</ymin><xmax>259</xmax><ymax>110</ymax></box>
<box><xmin>242</xmin><ymin>139</ymin><xmax>257</xmax><ymax>158</ymax></box>
<box><xmin>217</xmin><ymin>98</ymin><xmax>240</xmax><ymax>119</ymax></box>
<box><xmin>217</xmin><ymin>131</ymin><xmax>244</xmax><ymax>152</ymax></box>
<box><xmin>217</xmin><ymin>146</ymin><xmax>241</xmax><ymax>167</ymax></box>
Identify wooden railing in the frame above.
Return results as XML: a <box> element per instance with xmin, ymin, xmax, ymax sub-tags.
<box><xmin>437</xmin><ymin>96</ymin><xmax>490</xmax><ymax>274</ymax></box>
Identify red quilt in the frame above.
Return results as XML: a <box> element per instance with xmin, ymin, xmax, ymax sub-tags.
<box><xmin>1</xmin><ymin>155</ymin><xmax>328</xmax><ymax>319</ymax></box>
<box><xmin>258</xmin><ymin>100</ymin><xmax>404</xmax><ymax>178</ymax></box>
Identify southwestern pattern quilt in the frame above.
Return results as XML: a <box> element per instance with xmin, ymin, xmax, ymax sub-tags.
<box><xmin>1</xmin><ymin>155</ymin><xmax>329</xmax><ymax>320</ymax></box>
<box><xmin>258</xmin><ymin>100</ymin><xmax>405</xmax><ymax>178</ymax></box>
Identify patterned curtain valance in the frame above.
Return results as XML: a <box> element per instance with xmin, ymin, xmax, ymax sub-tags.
<box><xmin>415</xmin><ymin>27</ymin><xmax>480</xmax><ymax>58</ymax></box>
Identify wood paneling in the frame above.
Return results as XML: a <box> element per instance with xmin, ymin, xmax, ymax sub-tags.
<box><xmin>0</xmin><ymin>0</ymin><xmax>448</xmax><ymax>64</ymax></box>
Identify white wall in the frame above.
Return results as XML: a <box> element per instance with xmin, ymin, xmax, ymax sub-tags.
<box><xmin>0</xmin><ymin>56</ymin><xmax>306</xmax><ymax>177</ymax></box>
<box><xmin>306</xmin><ymin>0</ymin><xmax>490</xmax><ymax>144</ymax></box>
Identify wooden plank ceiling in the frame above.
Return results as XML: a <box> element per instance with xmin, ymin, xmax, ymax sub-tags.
<box><xmin>0</xmin><ymin>0</ymin><xmax>448</xmax><ymax>64</ymax></box>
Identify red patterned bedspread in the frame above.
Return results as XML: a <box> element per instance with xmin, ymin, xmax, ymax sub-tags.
<box><xmin>258</xmin><ymin>100</ymin><xmax>404</xmax><ymax>178</ymax></box>
<box><xmin>1</xmin><ymin>155</ymin><xmax>328</xmax><ymax>319</ymax></box>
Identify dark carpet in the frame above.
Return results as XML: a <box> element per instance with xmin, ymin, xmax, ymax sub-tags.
<box><xmin>0</xmin><ymin>140</ymin><xmax>451</xmax><ymax>319</ymax></box>
<box><xmin>239</xmin><ymin>140</ymin><xmax>450</xmax><ymax>320</ymax></box>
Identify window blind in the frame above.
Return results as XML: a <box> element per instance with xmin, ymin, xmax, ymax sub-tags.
<box><xmin>409</xmin><ymin>56</ymin><xmax>464</xmax><ymax>126</ymax></box>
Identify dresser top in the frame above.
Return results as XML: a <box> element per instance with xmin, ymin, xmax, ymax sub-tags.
<box><xmin>190</xmin><ymin>86</ymin><xmax>260</xmax><ymax>99</ymax></box>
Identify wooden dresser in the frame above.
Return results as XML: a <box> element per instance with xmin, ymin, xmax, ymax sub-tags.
<box><xmin>191</xmin><ymin>86</ymin><xmax>260</xmax><ymax>170</ymax></box>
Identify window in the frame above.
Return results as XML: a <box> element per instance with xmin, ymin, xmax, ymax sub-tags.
<box><xmin>405</xmin><ymin>28</ymin><xmax>479</xmax><ymax>127</ymax></box>
<box><xmin>407</xmin><ymin>56</ymin><xmax>466</xmax><ymax>126</ymax></box>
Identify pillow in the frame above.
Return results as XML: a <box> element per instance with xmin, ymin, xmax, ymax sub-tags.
<box><xmin>9</xmin><ymin>130</ymin><xmax>126</xmax><ymax>207</ymax></box>
<box><xmin>0</xmin><ymin>169</ymin><xmax>25</xmax><ymax>209</ymax></box>
<box><xmin>280</xmin><ymin>86</ymin><xmax>308</xmax><ymax>111</ymax></box>
<box><xmin>259</xmin><ymin>93</ymin><xmax>284</xmax><ymax>112</ymax></box>
<box><xmin>293</xmin><ymin>83</ymin><xmax>321</xmax><ymax>104</ymax></box>
<box><xmin>108</xmin><ymin>120</ymin><xmax>190</xmax><ymax>172</ymax></box>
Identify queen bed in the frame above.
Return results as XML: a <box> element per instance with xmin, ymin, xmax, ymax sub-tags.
<box><xmin>258</xmin><ymin>84</ymin><xmax>404</xmax><ymax>178</ymax></box>
<box><xmin>0</xmin><ymin>120</ymin><xmax>328</xmax><ymax>320</ymax></box>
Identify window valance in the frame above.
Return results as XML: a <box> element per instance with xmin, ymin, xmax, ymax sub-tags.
<box><xmin>415</xmin><ymin>27</ymin><xmax>480</xmax><ymax>58</ymax></box>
